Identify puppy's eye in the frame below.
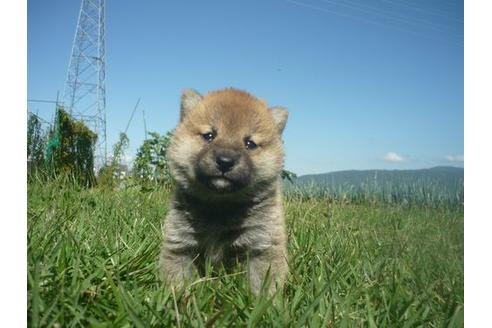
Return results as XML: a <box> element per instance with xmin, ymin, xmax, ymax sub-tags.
<box><xmin>202</xmin><ymin>132</ymin><xmax>215</xmax><ymax>142</ymax></box>
<box><xmin>245</xmin><ymin>139</ymin><xmax>258</xmax><ymax>150</ymax></box>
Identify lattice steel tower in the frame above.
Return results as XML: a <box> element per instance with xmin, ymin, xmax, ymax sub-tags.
<box><xmin>63</xmin><ymin>0</ymin><xmax>107</xmax><ymax>164</ymax></box>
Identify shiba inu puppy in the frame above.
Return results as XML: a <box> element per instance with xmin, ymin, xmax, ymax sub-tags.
<box><xmin>160</xmin><ymin>88</ymin><xmax>288</xmax><ymax>294</ymax></box>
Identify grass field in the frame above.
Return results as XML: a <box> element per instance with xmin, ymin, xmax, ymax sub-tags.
<box><xmin>27</xmin><ymin>177</ymin><xmax>464</xmax><ymax>327</ymax></box>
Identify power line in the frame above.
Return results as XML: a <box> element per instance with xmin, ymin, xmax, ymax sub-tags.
<box><xmin>285</xmin><ymin>0</ymin><xmax>462</xmax><ymax>46</ymax></box>
<box><xmin>330</xmin><ymin>0</ymin><xmax>463</xmax><ymax>36</ymax></box>
<box><xmin>27</xmin><ymin>111</ymin><xmax>52</xmax><ymax>126</ymax></box>
<box><xmin>27</xmin><ymin>99</ymin><xmax>64</xmax><ymax>104</ymax></box>
<box><xmin>379</xmin><ymin>0</ymin><xmax>463</xmax><ymax>23</ymax></box>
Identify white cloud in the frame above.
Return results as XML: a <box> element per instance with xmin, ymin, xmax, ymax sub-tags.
<box><xmin>446</xmin><ymin>155</ymin><xmax>464</xmax><ymax>162</ymax></box>
<box><xmin>384</xmin><ymin>152</ymin><xmax>404</xmax><ymax>162</ymax></box>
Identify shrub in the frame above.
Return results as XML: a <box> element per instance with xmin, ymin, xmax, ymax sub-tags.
<box><xmin>44</xmin><ymin>106</ymin><xmax>97</xmax><ymax>187</ymax></box>
<box><xmin>133</xmin><ymin>131</ymin><xmax>173</xmax><ymax>188</ymax></box>
<box><xmin>27</xmin><ymin>112</ymin><xmax>47</xmax><ymax>177</ymax></box>
<box><xmin>97</xmin><ymin>132</ymin><xmax>130</xmax><ymax>188</ymax></box>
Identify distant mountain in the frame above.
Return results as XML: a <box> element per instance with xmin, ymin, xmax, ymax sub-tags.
<box><xmin>292</xmin><ymin>166</ymin><xmax>463</xmax><ymax>190</ymax></box>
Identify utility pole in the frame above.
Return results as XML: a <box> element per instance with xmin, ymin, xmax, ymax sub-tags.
<box><xmin>142</xmin><ymin>109</ymin><xmax>148</xmax><ymax>140</ymax></box>
<box><xmin>124</xmin><ymin>98</ymin><xmax>141</xmax><ymax>135</ymax></box>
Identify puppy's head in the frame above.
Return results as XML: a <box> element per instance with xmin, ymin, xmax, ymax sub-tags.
<box><xmin>168</xmin><ymin>88</ymin><xmax>288</xmax><ymax>199</ymax></box>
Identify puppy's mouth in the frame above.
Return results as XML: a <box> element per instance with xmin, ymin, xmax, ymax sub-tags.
<box><xmin>209</xmin><ymin>176</ymin><xmax>235</xmax><ymax>192</ymax></box>
<box><xmin>196</xmin><ymin>172</ymin><xmax>249</xmax><ymax>193</ymax></box>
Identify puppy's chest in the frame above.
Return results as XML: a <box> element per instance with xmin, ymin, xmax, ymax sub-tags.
<box><xmin>193</xmin><ymin>222</ymin><xmax>272</xmax><ymax>262</ymax></box>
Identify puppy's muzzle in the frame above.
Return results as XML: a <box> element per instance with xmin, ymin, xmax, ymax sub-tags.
<box><xmin>215</xmin><ymin>150</ymin><xmax>241</xmax><ymax>173</ymax></box>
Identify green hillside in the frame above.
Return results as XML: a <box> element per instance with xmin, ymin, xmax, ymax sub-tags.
<box><xmin>286</xmin><ymin>166</ymin><xmax>464</xmax><ymax>206</ymax></box>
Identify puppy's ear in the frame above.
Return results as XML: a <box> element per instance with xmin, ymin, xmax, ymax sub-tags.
<box><xmin>269</xmin><ymin>106</ymin><xmax>288</xmax><ymax>134</ymax></box>
<box><xmin>180</xmin><ymin>89</ymin><xmax>203</xmax><ymax>121</ymax></box>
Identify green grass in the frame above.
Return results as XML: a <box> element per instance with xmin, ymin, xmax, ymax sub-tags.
<box><xmin>27</xmin><ymin>178</ymin><xmax>463</xmax><ymax>327</ymax></box>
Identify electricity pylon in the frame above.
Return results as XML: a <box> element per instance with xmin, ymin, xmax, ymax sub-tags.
<box><xmin>63</xmin><ymin>0</ymin><xmax>107</xmax><ymax>165</ymax></box>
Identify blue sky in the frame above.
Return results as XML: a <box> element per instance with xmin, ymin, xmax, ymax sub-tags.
<box><xmin>27</xmin><ymin>0</ymin><xmax>463</xmax><ymax>175</ymax></box>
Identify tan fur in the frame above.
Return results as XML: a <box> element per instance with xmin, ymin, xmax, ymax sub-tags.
<box><xmin>160</xmin><ymin>88</ymin><xmax>288</xmax><ymax>294</ymax></box>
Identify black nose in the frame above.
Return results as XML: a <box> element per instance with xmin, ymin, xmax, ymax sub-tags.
<box><xmin>216</xmin><ymin>155</ymin><xmax>236</xmax><ymax>173</ymax></box>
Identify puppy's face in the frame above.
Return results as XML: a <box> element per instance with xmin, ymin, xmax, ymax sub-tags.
<box><xmin>168</xmin><ymin>88</ymin><xmax>288</xmax><ymax>198</ymax></box>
